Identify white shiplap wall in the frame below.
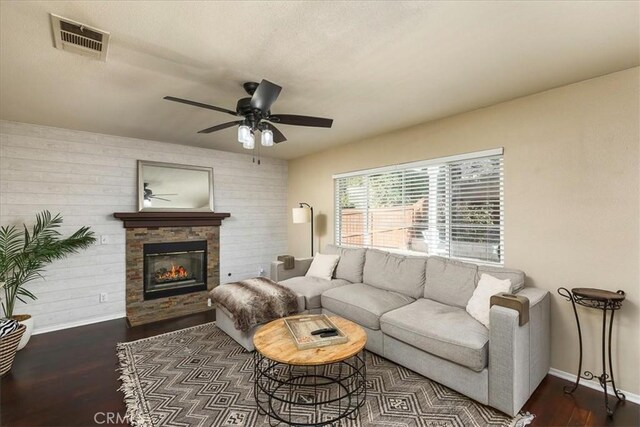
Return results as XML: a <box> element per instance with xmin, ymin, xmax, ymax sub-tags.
<box><xmin>0</xmin><ymin>120</ymin><xmax>288</xmax><ymax>333</ymax></box>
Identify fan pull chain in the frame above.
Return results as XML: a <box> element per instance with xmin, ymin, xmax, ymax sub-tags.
<box><xmin>252</xmin><ymin>143</ymin><xmax>261</xmax><ymax>165</ymax></box>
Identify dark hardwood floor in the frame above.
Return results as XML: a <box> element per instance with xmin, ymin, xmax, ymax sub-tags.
<box><xmin>1</xmin><ymin>312</ymin><xmax>638</xmax><ymax>427</ymax></box>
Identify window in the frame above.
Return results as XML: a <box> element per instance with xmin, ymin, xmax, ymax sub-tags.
<box><xmin>334</xmin><ymin>149</ymin><xmax>504</xmax><ymax>264</ymax></box>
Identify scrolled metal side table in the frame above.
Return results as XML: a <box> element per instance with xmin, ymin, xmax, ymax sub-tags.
<box><xmin>557</xmin><ymin>287</ymin><xmax>626</xmax><ymax>416</ymax></box>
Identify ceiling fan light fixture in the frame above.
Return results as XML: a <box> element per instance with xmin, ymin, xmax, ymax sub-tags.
<box><xmin>261</xmin><ymin>129</ymin><xmax>274</xmax><ymax>147</ymax></box>
<box><xmin>165</xmin><ymin>79</ymin><xmax>333</xmax><ymax>154</ymax></box>
<box><xmin>238</xmin><ymin>125</ymin><xmax>252</xmax><ymax>144</ymax></box>
<box><xmin>242</xmin><ymin>131</ymin><xmax>255</xmax><ymax>149</ymax></box>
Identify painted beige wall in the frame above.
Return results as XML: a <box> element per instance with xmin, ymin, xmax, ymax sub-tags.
<box><xmin>287</xmin><ymin>67</ymin><xmax>640</xmax><ymax>395</ymax></box>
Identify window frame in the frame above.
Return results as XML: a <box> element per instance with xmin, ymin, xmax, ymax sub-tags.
<box><xmin>333</xmin><ymin>148</ymin><xmax>505</xmax><ymax>265</ymax></box>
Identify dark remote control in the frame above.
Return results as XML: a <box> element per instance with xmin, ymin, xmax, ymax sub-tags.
<box><xmin>320</xmin><ymin>331</ymin><xmax>339</xmax><ymax>338</ymax></box>
<box><xmin>311</xmin><ymin>327</ymin><xmax>337</xmax><ymax>336</ymax></box>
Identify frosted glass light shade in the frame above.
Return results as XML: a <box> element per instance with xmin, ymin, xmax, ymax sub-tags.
<box><xmin>242</xmin><ymin>135</ymin><xmax>255</xmax><ymax>149</ymax></box>
<box><xmin>143</xmin><ymin>198</ymin><xmax>152</xmax><ymax>207</ymax></box>
<box><xmin>261</xmin><ymin>129</ymin><xmax>274</xmax><ymax>147</ymax></box>
<box><xmin>238</xmin><ymin>125</ymin><xmax>252</xmax><ymax>144</ymax></box>
<box><xmin>292</xmin><ymin>207</ymin><xmax>311</xmax><ymax>223</ymax></box>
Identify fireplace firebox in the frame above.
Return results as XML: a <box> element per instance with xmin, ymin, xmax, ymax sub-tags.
<box><xmin>143</xmin><ymin>241</ymin><xmax>207</xmax><ymax>300</ymax></box>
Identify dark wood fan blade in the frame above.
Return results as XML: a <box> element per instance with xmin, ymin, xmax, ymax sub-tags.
<box><xmin>250</xmin><ymin>80</ymin><xmax>282</xmax><ymax>112</ymax></box>
<box><xmin>164</xmin><ymin>96</ymin><xmax>238</xmax><ymax>116</ymax></box>
<box><xmin>198</xmin><ymin>120</ymin><xmax>243</xmax><ymax>134</ymax></box>
<box><xmin>269</xmin><ymin>114</ymin><xmax>333</xmax><ymax>128</ymax></box>
<box><xmin>270</xmin><ymin>125</ymin><xmax>287</xmax><ymax>143</ymax></box>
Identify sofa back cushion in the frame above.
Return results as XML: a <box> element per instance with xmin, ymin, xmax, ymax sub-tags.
<box><xmin>424</xmin><ymin>256</ymin><xmax>478</xmax><ymax>308</ymax></box>
<box><xmin>362</xmin><ymin>249</ymin><xmax>426</xmax><ymax>299</ymax></box>
<box><xmin>324</xmin><ymin>244</ymin><xmax>366</xmax><ymax>283</ymax></box>
<box><xmin>477</xmin><ymin>265</ymin><xmax>525</xmax><ymax>292</ymax></box>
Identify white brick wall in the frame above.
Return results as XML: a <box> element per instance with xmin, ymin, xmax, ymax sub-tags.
<box><xmin>0</xmin><ymin>120</ymin><xmax>288</xmax><ymax>333</ymax></box>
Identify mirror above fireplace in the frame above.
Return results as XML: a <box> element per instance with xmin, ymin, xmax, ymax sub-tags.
<box><xmin>138</xmin><ymin>160</ymin><xmax>214</xmax><ymax>212</ymax></box>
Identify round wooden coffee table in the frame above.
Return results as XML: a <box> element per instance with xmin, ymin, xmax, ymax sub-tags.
<box><xmin>253</xmin><ymin>315</ymin><xmax>367</xmax><ymax>426</ymax></box>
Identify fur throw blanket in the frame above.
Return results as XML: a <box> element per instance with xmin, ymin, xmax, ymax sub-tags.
<box><xmin>209</xmin><ymin>277</ymin><xmax>299</xmax><ymax>332</ymax></box>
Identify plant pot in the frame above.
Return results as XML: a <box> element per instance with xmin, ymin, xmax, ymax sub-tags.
<box><xmin>0</xmin><ymin>324</ymin><xmax>25</xmax><ymax>376</ymax></box>
<box><xmin>11</xmin><ymin>314</ymin><xmax>33</xmax><ymax>351</ymax></box>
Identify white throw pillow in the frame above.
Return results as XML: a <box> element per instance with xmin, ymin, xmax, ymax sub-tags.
<box><xmin>305</xmin><ymin>253</ymin><xmax>340</xmax><ymax>281</ymax></box>
<box><xmin>466</xmin><ymin>273</ymin><xmax>512</xmax><ymax>328</ymax></box>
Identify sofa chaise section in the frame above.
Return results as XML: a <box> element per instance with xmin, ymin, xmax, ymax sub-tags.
<box><xmin>214</xmin><ymin>289</ymin><xmax>305</xmax><ymax>352</ymax></box>
<box><xmin>278</xmin><ymin>276</ymin><xmax>350</xmax><ymax>312</ymax></box>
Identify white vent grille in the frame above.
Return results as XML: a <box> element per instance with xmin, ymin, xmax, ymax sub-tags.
<box><xmin>60</xmin><ymin>29</ymin><xmax>102</xmax><ymax>52</ymax></box>
<box><xmin>50</xmin><ymin>14</ymin><xmax>110</xmax><ymax>61</ymax></box>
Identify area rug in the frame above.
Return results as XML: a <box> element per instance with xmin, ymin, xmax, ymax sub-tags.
<box><xmin>117</xmin><ymin>322</ymin><xmax>534</xmax><ymax>427</ymax></box>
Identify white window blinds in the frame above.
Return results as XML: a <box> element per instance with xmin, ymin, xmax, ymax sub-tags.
<box><xmin>334</xmin><ymin>149</ymin><xmax>504</xmax><ymax>264</ymax></box>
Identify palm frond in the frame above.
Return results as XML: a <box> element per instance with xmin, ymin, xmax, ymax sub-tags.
<box><xmin>17</xmin><ymin>286</ymin><xmax>37</xmax><ymax>301</ymax></box>
<box><xmin>0</xmin><ymin>211</ymin><xmax>95</xmax><ymax>317</ymax></box>
<box><xmin>35</xmin><ymin>226</ymin><xmax>96</xmax><ymax>262</ymax></box>
<box><xmin>23</xmin><ymin>211</ymin><xmax>63</xmax><ymax>252</ymax></box>
<box><xmin>0</xmin><ymin>226</ymin><xmax>22</xmax><ymax>254</ymax></box>
<box><xmin>0</xmin><ymin>225</ymin><xmax>23</xmax><ymax>279</ymax></box>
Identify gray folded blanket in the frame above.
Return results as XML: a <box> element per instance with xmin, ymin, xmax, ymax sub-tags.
<box><xmin>209</xmin><ymin>277</ymin><xmax>299</xmax><ymax>332</ymax></box>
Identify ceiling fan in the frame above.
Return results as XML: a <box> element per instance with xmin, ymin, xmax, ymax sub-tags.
<box><xmin>164</xmin><ymin>79</ymin><xmax>333</xmax><ymax>149</ymax></box>
<box><xmin>143</xmin><ymin>183</ymin><xmax>176</xmax><ymax>203</ymax></box>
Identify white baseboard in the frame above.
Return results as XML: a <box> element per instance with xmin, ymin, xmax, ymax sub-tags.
<box><xmin>32</xmin><ymin>312</ymin><xmax>126</xmax><ymax>335</ymax></box>
<box><xmin>548</xmin><ymin>367</ymin><xmax>640</xmax><ymax>405</ymax></box>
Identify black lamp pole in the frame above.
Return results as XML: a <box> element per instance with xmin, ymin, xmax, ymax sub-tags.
<box><xmin>299</xmin><ymin>202</ymin><xmax>314</xmax><ymax>256</ymax></box>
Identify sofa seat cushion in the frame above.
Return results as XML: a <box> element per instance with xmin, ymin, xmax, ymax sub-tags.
<box><xmin>380</xmin><ymin>298</ymin><xmax>489</xmax><ymax>371</ymax></box>
<box><xmin>280</xmin><ymin>276</ymin><xmax>350</xmax><ymax>310</ymax></box>
<box><xmin>321</xmin><ymin>283</ymin><xmax>414</xmax><ymax>330</ymax></box>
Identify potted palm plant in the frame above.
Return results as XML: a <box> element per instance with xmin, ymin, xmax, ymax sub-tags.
<box><xmin>0</xmin><ymin>211</ymin><xmax>95</xmax><ymax>349</ymax></box>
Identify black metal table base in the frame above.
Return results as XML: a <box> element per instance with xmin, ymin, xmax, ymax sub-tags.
<box><xmin>254</xmin><ymin>350</ymin><xmax>367</xmax><ymax>426</ymax></box>
<box><xmin>557</xmin><ymin>287</ymin><xmax>626</xmax><ymax>417</ymax></box>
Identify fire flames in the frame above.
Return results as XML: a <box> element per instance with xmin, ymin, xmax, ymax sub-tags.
<box><xmin>155</xmin><ymin>264</ymin><xmax>189</xmax><ymax>282</ymax></box>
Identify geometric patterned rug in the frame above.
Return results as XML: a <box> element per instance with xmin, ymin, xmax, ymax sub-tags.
<box><xmin>117</xmin><ymin>323</ymin><xmax>533</xmax><ymax>427</ymax></box>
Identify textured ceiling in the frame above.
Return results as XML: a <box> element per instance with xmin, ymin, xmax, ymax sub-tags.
<box><xmin>0</xmin><ymin>1</ymin><xmax>638</xmax><ymax>159</ymax></box>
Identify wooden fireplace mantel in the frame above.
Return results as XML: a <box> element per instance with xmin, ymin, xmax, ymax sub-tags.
<box><xmin>113</xmin><ymin>212</ymin><xmax>231</xmax><ymax>228</ymax></box>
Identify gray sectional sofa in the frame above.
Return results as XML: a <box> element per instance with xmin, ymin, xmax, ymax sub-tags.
<box><xmin>269</xmin><ymin>244</ymin><xmax>550</xmax><ymax>416</ymax></box>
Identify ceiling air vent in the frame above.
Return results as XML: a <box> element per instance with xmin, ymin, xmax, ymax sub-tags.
<box><xmin>50</xmin><ymin>14</ymin><xmax>110</xmax><ymax>61</ymax></box>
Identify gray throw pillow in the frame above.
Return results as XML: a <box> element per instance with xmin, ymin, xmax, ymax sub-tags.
<box><xmin>324</xmin><ymin>244</ymin><xmax>366</xmax><ymax>283</ymax></box>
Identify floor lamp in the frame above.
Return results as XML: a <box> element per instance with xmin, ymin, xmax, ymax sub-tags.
<box><xmin>292</xmin><ymin>202</ymin><xmax>314</xmax><ymax>257</ymax></box>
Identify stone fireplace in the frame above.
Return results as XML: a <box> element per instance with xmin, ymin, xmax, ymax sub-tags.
<box><xmin>114</xmin><ymin>212</ymin><xmax>230</xmax><ymax>326</ymax></box>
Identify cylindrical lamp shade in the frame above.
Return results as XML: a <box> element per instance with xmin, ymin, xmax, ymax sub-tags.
<box><xmin>292</xmin><ymin>207</ymin><xmax>311</xmax><ymax>224</ymax></box>
<box><xmin>261</xmin><ymin>129</ymin><xmax>274</xmax><ymax>147</ymax></box>
<box><xmin>242</xmin><ymin>135</ymin><xmax>255</xmax><ymax>150</ymax></box>
<box><xmin>238</xmin><ymin>125</ymin><xmax>252</xmax><ymax>144</ymax></box>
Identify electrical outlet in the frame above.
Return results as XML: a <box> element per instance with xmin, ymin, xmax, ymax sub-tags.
<box><xmin>259</xmin><ymin>268</ymin><xmax>265</xmax><ymax>277</ymax></box>
<box><xmin>100</xmin><ymin>235</ymin><xmax>109</xmax><ymax>245</ymax></box>
<box><xmin>207</xmin><ymin>298</ymin><xmax>212</xmax><ymax>307</ymax></box>
<box><xmin>99</xmin><ymin>292</ymin><xmax>108</xmax><ymax>303</ymax></box>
